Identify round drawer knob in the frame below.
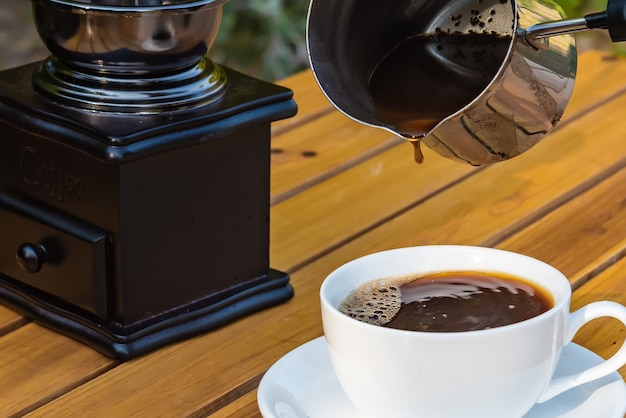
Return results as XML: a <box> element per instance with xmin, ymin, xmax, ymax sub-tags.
<box><xmin>16</xmin><ymin>243</ymin><xmax>47</xmax><ymax>274</ymax></box>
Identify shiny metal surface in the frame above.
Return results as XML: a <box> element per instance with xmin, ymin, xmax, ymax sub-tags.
<box><xmin>31</xmin><ymin>0</ymin><xmax>229</xmax><ymax>111</ymax></box>
<box><xmin>35</xmin><ymin>0</ymin><xmax>225</xmax><ymax>11</ymax></box>
<box><xmin>33</xmin><ymin>55</ymin><xmax>227</xmax><ymax>112</ymax></box>
<box><xmin>524</xmin><ymin>18</ymin><xmax>589</xmax><ymax>49</ymax></box>
<box><xmin>307</xmin><ymin>0</ymin><xmax>577</xmax><ymax>165</ymax></box>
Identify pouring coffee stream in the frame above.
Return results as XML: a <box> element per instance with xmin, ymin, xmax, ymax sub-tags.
<box><xmin>307</xmin><ymin>0</ymin><xmax>626</xmax><ymax>166</ymax></box>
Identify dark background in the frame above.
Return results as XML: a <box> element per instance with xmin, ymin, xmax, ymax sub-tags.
<box><xmin>0</xmin><ymin>1</ymin><xmax>49</xmax><ymax>71</ymax></box>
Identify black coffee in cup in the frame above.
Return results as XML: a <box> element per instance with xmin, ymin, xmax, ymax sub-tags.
<box><xmin>338</xmin><ymin>271</ymin><xmax>553</xmax><ymax>332</ymax></box>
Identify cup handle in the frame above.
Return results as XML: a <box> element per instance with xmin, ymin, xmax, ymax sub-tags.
<box><xmin>537</xmin><ymin>301</ymin><xmax>626</xmax><ymax>403</ymax></box>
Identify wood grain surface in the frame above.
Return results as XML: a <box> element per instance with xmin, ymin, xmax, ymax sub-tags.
<box><xmin>2</xmin><ymin>50</ymin><xmax>626</xmax><ymax>417</ymax></box>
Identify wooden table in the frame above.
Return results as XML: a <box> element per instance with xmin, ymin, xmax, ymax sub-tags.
<box><xmin>3</xmin><ymin>50</ymin><xmax>626</xmax><ymax>417</ymax></box>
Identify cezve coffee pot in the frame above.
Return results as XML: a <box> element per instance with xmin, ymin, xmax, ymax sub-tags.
<box><xmin>307</xmin><ymin>0</ymin><xmax>626</xmax><ymax>165</ymax></box>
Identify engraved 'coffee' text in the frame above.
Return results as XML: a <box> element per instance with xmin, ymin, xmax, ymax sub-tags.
<box><xmin>20</xmin><ymin>146</ymin><xmax>86</xmax><ymax>202</ymax></box>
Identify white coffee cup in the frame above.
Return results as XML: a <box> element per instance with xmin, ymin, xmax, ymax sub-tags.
<box><xmin>320</xmin><ymin>245</ymin><xmax>626</xmax><ymax>418</ymax></box>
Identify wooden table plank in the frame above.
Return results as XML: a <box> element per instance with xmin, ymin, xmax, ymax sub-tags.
<box><xmin>272</xmin><ymin>69</ymin><xmax>333</xmax><ymax>135</ymax></box>
<box><xmin>23</xmin><ymin>311</ymin><xmax>317</xmax><ymax>417</ymax></box>
<box><xmin>269</xmin><ymin>111</ymin><xmax>402</xmax><ymax>203</ymax></box>
<box><xmin>270</xmin><ymin>67</ymin><xmax>407</xmax><ymax>203</ymax></box>
<box><xmin>208</xmin><ymin>390</ymin><xmax>260</xmax><ymax>418</ymax></box>
<box><xmin>267</xmin><ymin>51</ymin><xmax>626</xmax><ymax>270</ymax></box>
<box><xmin>0</xmin><ymin>304</ymin><xmax>27</xmax><ymax>336</ymax></box>
<box><xmin>26</xmin><ymin>57</ymin><xmax>626</xmax><ymax>416</ymax></box>
<box><xmin>270</xmin><ymin>143</ymin><xmax>479</xmax><ymax>272</ymax></box>
<box><xmin>0</xmin><ymin>324</ymin><xmax>115</xmax><ymax>417</ymax></box>
<box><xmin>271</xmin><ymin>91</ymin><xmax>626</xmax><ymax>273</ymax></box>
<box><xmin>562</xmin><ymin>51</ymin><xmax>626</xmax><ymax>117</ymax></box>
<box><xmin>495</xmin><ymin>166</ymin><xmax>626</xmax><ymax>287</ymax></box>
<box><xmin>268</xmin><ymin>50</ymin><xmax>626</xmax><ymax>204</ymax></box>
<box><xmin>12</xmin><ymin>52</ymin><xmax>626</xmax><ymax>417</ymax></box>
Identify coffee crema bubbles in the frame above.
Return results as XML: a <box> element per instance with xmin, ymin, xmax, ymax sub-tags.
<box><xmin>338</xmin><ymin>271</ymin><xmax>553</xmax><ymax>332</ymax></box>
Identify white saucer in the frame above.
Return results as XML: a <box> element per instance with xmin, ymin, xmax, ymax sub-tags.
<box><xmin>258</xmin><ymin>337</ymin><xmax>626</xmax><ymax>418</ymax></box>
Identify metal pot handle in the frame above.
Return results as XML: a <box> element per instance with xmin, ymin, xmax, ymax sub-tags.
<box><xmin>524</xmin><ymin>0</ymin><xmax>626</xmax><ymax>49</ymax></box>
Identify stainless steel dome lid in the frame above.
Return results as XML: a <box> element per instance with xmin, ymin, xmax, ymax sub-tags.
<box><xmin>37</xmin><ymin>0</ymin><xmax>229</xmax><ymax>12</ymax></box>
<box><xmin>31</xmin><ymin>0</ymin><xmax>230</xmax><ymax>112</ymax></box>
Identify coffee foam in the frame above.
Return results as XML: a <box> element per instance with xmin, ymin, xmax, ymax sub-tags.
<box><xmin>338</xmin><ymin>277</ymin><xmax>407</xmax><ymax>326</ymax></box>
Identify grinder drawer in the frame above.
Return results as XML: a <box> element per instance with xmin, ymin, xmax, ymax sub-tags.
<box><xmin>0</xmin><ymin>193</ymin><xmax>108</xmax><ymax>317</ymax></box>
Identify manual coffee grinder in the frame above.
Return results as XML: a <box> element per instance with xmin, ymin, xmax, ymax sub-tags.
<box><xmin>0</xmin><ymin>0</ymin><xmax>296</xmax><ymax>359</ymax></box>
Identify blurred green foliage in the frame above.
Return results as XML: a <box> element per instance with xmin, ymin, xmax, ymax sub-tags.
<box><xmin>210</xmin><ymin>0</ymin><xmax>621</xmax><ymax>82</ymax></box>
<box><xmin>558</xmin><ymin>0</ymin><xmax>626</xmax><ymax>55</ymax></box>
<box><xmin>559</xmin><ymin>0</ymin><xmax>605</xmax><ymax>16</ymax></box>
<box><xmin>210</xmin><ymin>0</ymin><xmax>310</xmax><ymax>81</ymax></box>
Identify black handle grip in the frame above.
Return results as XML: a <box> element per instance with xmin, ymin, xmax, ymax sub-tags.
<box><xmin>586</xmin><ymin>0</ymin><xmax>626</xmax><ymax>42</ymax></box>
<box><xmin>585</xmin><ymin>11</ymin><xmax>609</xmax><ymax>30</ymax></box>
<box><xmin>607</xmin><ymin>0</ymin><xmax>626</xmax><ymax>41</ymax></box>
